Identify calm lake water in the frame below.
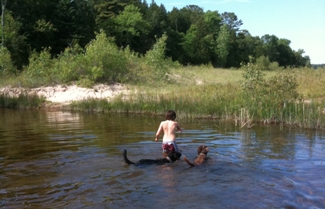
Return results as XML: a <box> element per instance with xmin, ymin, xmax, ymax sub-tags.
<box><xmin>0</xmin><ymin>109</ymin><xmax>324</xmax><ymax>209</ymax></box>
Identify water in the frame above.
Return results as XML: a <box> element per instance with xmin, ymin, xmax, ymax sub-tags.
<box><xmin>0</xmin><ymin>109</ymin><xmax>324</xmax><ymax>208</ymax></box>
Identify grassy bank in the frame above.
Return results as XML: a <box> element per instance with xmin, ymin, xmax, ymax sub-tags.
<box><xmin>0</xmin><ymin>93</ymin><xmax>46</xmax><ymax>109</ymax></box>
<box><xmin>67</xmin><ymin>66</ymin><xmax>325</xmax><ymax>129</ymax></box>
<box><xmin>1</xmin><ymin>65</ymin><xmax>325</xmax><ymax>129</ymax></box>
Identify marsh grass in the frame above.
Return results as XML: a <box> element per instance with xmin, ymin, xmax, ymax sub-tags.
<box><xmin>0</xmin><ymin>93</ymin><xmax>46</xmax><ymax>109</ymax></box>
<box><xmin>2</xmin><ymin>64</ymin><xmax>325</xmax><ymax>129</ymax></box>
<box><xmin>105</xmin><ymin>65</ymin><xmax>325</xmax><ymax>129</ymax></box>
<box><xmin>69</xmin><ymin>98</ymin><xmax>111</xmax><ymax>112</ymax></box>
<box><xmin>295</xmin><ymin>67</ymin><xmax>325</xmax><ymax>98</ymax></box>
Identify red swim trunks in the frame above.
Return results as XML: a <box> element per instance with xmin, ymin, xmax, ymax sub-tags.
<box><xmin>162</xmin><ymin>142</ymin><xmax>179</xmax><ymax>153</ymax></box>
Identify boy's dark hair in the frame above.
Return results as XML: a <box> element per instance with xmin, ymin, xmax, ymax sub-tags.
<box><xmin>166</xmin><ymin>110</ymin><xmax>176</xmax><ymax>120</ymax></box>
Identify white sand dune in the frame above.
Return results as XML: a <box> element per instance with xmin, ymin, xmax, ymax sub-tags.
<box><xmin>0</xmin><ymin>83</ymin><xmax>129</xmax><ymax>104</ymax></box>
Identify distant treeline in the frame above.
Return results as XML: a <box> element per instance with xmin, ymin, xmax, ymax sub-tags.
<box><xmin>312</xmin><ymin>64</ymin><xmax>325</xmax><ymax>69</ymax></box>
<box><xmin>2</xmin><ymin>0</ymin><xmax>311</xmax><ymax>71</ymax></box>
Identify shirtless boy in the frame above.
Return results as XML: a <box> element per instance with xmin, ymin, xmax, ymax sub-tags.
<box><xmin>155</xmin><ymin>110</ymin><xmax>182</xmax><ymax>157</ymax></box>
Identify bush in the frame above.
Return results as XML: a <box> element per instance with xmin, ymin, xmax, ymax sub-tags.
<box><xmin>24</xmin><ymin>48</ymin><xmax>56</xmax><ymax>84</ymax></box>
<box><xmin>241</xmin><ymin>60</ymin><xmax>299</xmax><ymax>119</ymax></box>
<box><xmin>83</xmin><ymin>31</ymin><xmax>128</xmax><ymax>82</ymax></box>
<box><xmin>54</xmin><ymin>44</ymin><xmax>84</xmax><ymax>83</ymax></box>
<box><xmin>0</xmin><ymin>47</ymin><xmax>16</xmax><ymax>75</ymax></box>
<box><xmin>255</xmin><ymin>55</ymin><xmax>280</xmax><ymax>71</ymax></box>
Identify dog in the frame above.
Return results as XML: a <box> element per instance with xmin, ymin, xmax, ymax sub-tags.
<box><xmin>183</xmin><ymin>145</ymin><xmax>209</xmax><ymax>166</ymax></box>
<box><xmin>123</xmin><ymin>149</ymin><xmax>182</xmax><ymax>166</ymax></box>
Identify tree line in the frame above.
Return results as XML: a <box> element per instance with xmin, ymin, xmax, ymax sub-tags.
<box><xmin>2</xmin><ymin>0</ymin><xmax>311</xmax><ymax>71</ymax></box>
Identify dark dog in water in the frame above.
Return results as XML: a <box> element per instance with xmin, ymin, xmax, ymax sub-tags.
<box><xmin>123</xmin><ymin>149</ymin><xmax>181</xmax><ymax>166</ymax></box>
<box><xmin>183</xmin><ymin>145</ymin><xmax>209</xmax><ymax>167</ymax></box>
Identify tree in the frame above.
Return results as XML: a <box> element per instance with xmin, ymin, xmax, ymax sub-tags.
<box><xmin>216</xmin><ymin>25</ymin><xmax>230</xmax><ymax>67</ymax></box>
<box><xmin>261</xmin><ymin>34</ymin><xmax>279</xmax><ymax>62</ymax></box>
<box><xmin>236</xmin><ymin>30</ymin><xmax>255</xmax><ymax>64</ymax></box>
<box><xmin>145</xmin><ymin>1</ymin><xmax>167</xmax><ymax>36</ymax></box>
<box><xmin>277</xmin><ymin>38</ymin><xmax>293</xmax><ymax>67</ymax></box>
<box><xmin>221</xmin><ymin>12</ymin><xmax>242</xmax><ymax>32</ymax></box>
<box><xmin>114</xmin><ymin>4</ymin><xmax>150</xmax><ymax>48</ymax></box>
<box><xmin>136</xmin><ymin>1</ymin><xmax>168</xmax><ymax>53</ymax></box>
<box><xmin>204</xmin><ymin>10</ymin><xmax>222</xmax><ymax>35</ymax></box>
<box><xmin>0</xmin><ymin>13</ymin><xmax>28</xmax><ymax>69</ymax></box>
<box><xmin>167</xmin><ymin>7</ymin><xmax>190</xmax><ymax>33</ymax></box>
<box><xmin>1</xmin><ymin>0</ymin><xmax>7</xmax><ymax>47</ymax></box>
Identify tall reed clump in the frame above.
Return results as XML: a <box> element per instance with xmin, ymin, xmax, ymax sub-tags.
<box><xmin>0</xmin><ymin>93</ymin><xmax>46</xmax><ymax>109</ymax></box>
<box><xmin>240</xmin><ymin>60</ymin><xmax>325</xmax><ymax>129</ymax></box>
<box><xmin>241</xmin><ymin>60</ymin><xmax>299</xmax><ymax>122</ymax></box>
<box><xmin>284</xmin><ymin>100</ymin><xmax>325</xmax><ymax>130</ymax></box>
<box><xmin>107</xmin><ymin>82</ymin><xmax>243</xmax><ymax>119</ymax></box>
<box><xmin>69</xmin><ymin>98</ymin><xmax>112</xmax><ymax>112</ymax></box>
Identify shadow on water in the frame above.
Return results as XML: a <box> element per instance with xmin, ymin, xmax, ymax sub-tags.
<box><xmin>0</xmin><ymin>109</ymin><xmax>324</xmax><ymax>208</ymax></box>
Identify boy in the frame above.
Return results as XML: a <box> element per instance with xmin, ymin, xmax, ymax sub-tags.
<box><xmin>155</xmin><ymin>110</ymin><xmax>182</xmax><ymax>156</ymax></box>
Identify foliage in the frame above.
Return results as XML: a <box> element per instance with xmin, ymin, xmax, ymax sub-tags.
<box><xmin>2</xmin><ymin>0</ymin><xmax>312</xmax><ymax>71</ymax></box>
<box><xmin>17</xmin><ymin>30</ymin><xmax>178</xmax><ymax>87</ymax></box>
<box><xmin>142</xmin><ymin>34</ymin><xmax>170</xmax><ymax>82</ymax></box>
<box><xmin>255</xmin><ymin>55</ymin><xmax>281</xmax><ymax>71</ymax></box>
<box><xmin>0</xmin><ymin>47</ymin><xmax>16</xmax><ymax>75</ymax></box>
<box><xmin>0</xmin><ymin>93</ymin><xmax>46</xmax><ymax>109</ymax></box>
<box><xmin>114</xmin><ymin>4</ymin><xmax>151</xmax><ymax>47</ymax></box>
<box><xmin>24</xmin><ymin>48</ymin><xmax>56</xmax><ymax>85</ymax></box>
<box><xmin>216</xmin><ymin>25</ymin><xmax>230</xmax><ymax>67</ymax></box>
<box><xmin>0</xmin><ymin>13</ymin><xmax>28</xmax><ymax>69</ymax></box>
<box><xmin>83</xmin><ymin>31</ymin><xmax>128</xmax><ymax>82</ymax></box>
<box><xmin>241</xmin><ymin>59</ymin><xmax>300</xmax><ymax>120</ymax></box>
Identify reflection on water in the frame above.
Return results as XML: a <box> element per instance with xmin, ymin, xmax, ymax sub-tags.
<box><xmin>0</xmin><ymin>109</ymin><xmax>324</xmax><ymax>208</ymax></box>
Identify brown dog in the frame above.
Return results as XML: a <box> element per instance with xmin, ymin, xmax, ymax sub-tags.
<box><xmin>183</xmin><ymin>145</ymin><xmax>209</xmax><ymax>166</ymax></box>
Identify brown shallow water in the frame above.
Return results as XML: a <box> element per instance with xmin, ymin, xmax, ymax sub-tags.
<box><xmin>0</xmin><ymin>109</ymin><xmax>324</xmax><ymax>208</ymax></box>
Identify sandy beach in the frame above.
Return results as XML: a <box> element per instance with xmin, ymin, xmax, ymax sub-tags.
<box><xmin>0</xmin><ymin>83</ymin><xmax>129</xmax><ymax>105</ymax></box>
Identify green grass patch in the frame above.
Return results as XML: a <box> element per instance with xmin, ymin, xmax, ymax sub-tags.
<box><xmin>0</xmin><ymin>93</ymin><xmax>46</xmax><ymax>109</ymax></box>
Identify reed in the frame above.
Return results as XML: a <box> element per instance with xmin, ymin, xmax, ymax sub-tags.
<box><xmin>2</xmin><ymin>64</ymin><xmax>325</xmax><ymax>129</ymax></box>
<box><xmin>69</xmin><ymin>98</ymin><xmax>112</xmax><ymax>112</ymax></box>
<box><xmin>0</xmin><ymin>93</ymin><xmax>46</xmax><ymax>109</ymax></box>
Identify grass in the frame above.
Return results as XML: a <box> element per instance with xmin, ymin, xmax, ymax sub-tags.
<box><xmin>1</xmin><ymin>65</ymin><xmax>325</xmax><ymax>129</ymax></box>
<box><xmin>0</xmin><ymin>92</ymin><xmax>46</xmax><ymax>109</ymax></box>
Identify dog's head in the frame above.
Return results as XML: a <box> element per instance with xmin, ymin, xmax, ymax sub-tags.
<box><xmin>167</xmin><ymin>151</ymin><xmax>182</xmax><ymax>162</ymax></box>
<box><xmin>197</xmin><ymin>145</ymin><xmax>209</xmax><ymax>155</ymax></box>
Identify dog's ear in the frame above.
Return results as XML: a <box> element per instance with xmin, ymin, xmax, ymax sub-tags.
<box><xmin>197</xmin><ymin>145</ymin><xmax>204</xmax><ymax>155</ymax></box>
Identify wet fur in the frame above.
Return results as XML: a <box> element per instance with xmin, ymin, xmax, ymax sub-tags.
<box><xmin>123</xmin><ymin>149</ymin><xmax>181</xmax><ymax>166</ymax></box>
<box><xmin>183</xmin><ymin>145</ymin><xmax>209</xmax><ymax>167</ymax></box>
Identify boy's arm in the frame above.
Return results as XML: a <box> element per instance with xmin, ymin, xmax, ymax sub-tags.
<box><xmin>176</xmin><ymin>122</ymin><xmax>182</xmax><ymax>132</ymax></box>
<box><xmin>155</xmin><ymin>123</ymin><xmax>163</xmax><ymax>141</ymax></box>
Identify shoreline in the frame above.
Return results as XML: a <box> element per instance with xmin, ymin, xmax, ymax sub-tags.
<box><xmin>0</xmin><ymin>83</ymin><xmax>129</xmax><ymax>110</ymax></box>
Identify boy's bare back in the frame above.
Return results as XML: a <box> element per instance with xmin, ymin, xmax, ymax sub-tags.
<box><xmin>155</xmin><ymin>120</ymin><xmax>182</xmax><ymax>142</ymax></box>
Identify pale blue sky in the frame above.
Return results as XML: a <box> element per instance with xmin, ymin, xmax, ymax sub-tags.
<box><xmin>154</xmin><ymin>0</ymin><xmax>325</xmax><ymax>64</ymax></box>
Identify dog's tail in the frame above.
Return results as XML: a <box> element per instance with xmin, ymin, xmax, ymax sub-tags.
<box><xmin>183</xmin><ymin>156</ymin><xmax>195</xmax><ymax>167</ymax></box>
<box><xmin>123</xmin><ymin>149</ymin><xmax>135</xmax><ymax>165</ymax></box>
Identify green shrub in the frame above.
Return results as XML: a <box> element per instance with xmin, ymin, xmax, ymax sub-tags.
<box><xmin>241</xmin><ymin>60</ymin><xmax>300</xmax><ymax>120</ymax></box>
<box><xmin>24</xmin><ymin>48</ymin><xmax>56</xmax><ymax>84</ymax></box>
<box><xmin>255</xmin><ymin>55</ymin><xmax>280</xmax><ymax>71</ymax></box>
<box><xmin>83</xmin><ymin>31</ymin><xmax>128</xmax><ymax>82</ymax></box>
<box><xmin>54</xmin><ymin>44</ymin><xmax>84</xmax><ymax>83</ymax></box>
<box><xmin>0</xmin><ymin>47</ymin><xmax>16</xmax><ymax>75</ymax></box>
<box><xmin>142</xmin><ymin>34</ymin><xmax>171</xmax><ymax>83</ymax></box>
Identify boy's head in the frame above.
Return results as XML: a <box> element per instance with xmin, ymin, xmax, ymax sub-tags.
<box><xmin>166</xmin><ymin>110</ymin><xmax>176</xmax><ymax>120</ymax></box>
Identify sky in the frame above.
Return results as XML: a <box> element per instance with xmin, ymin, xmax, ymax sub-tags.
<box><xmin>154</xmin><ymin>0</ymin><xmax>325</xmax><ymax>64</ymax></box>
